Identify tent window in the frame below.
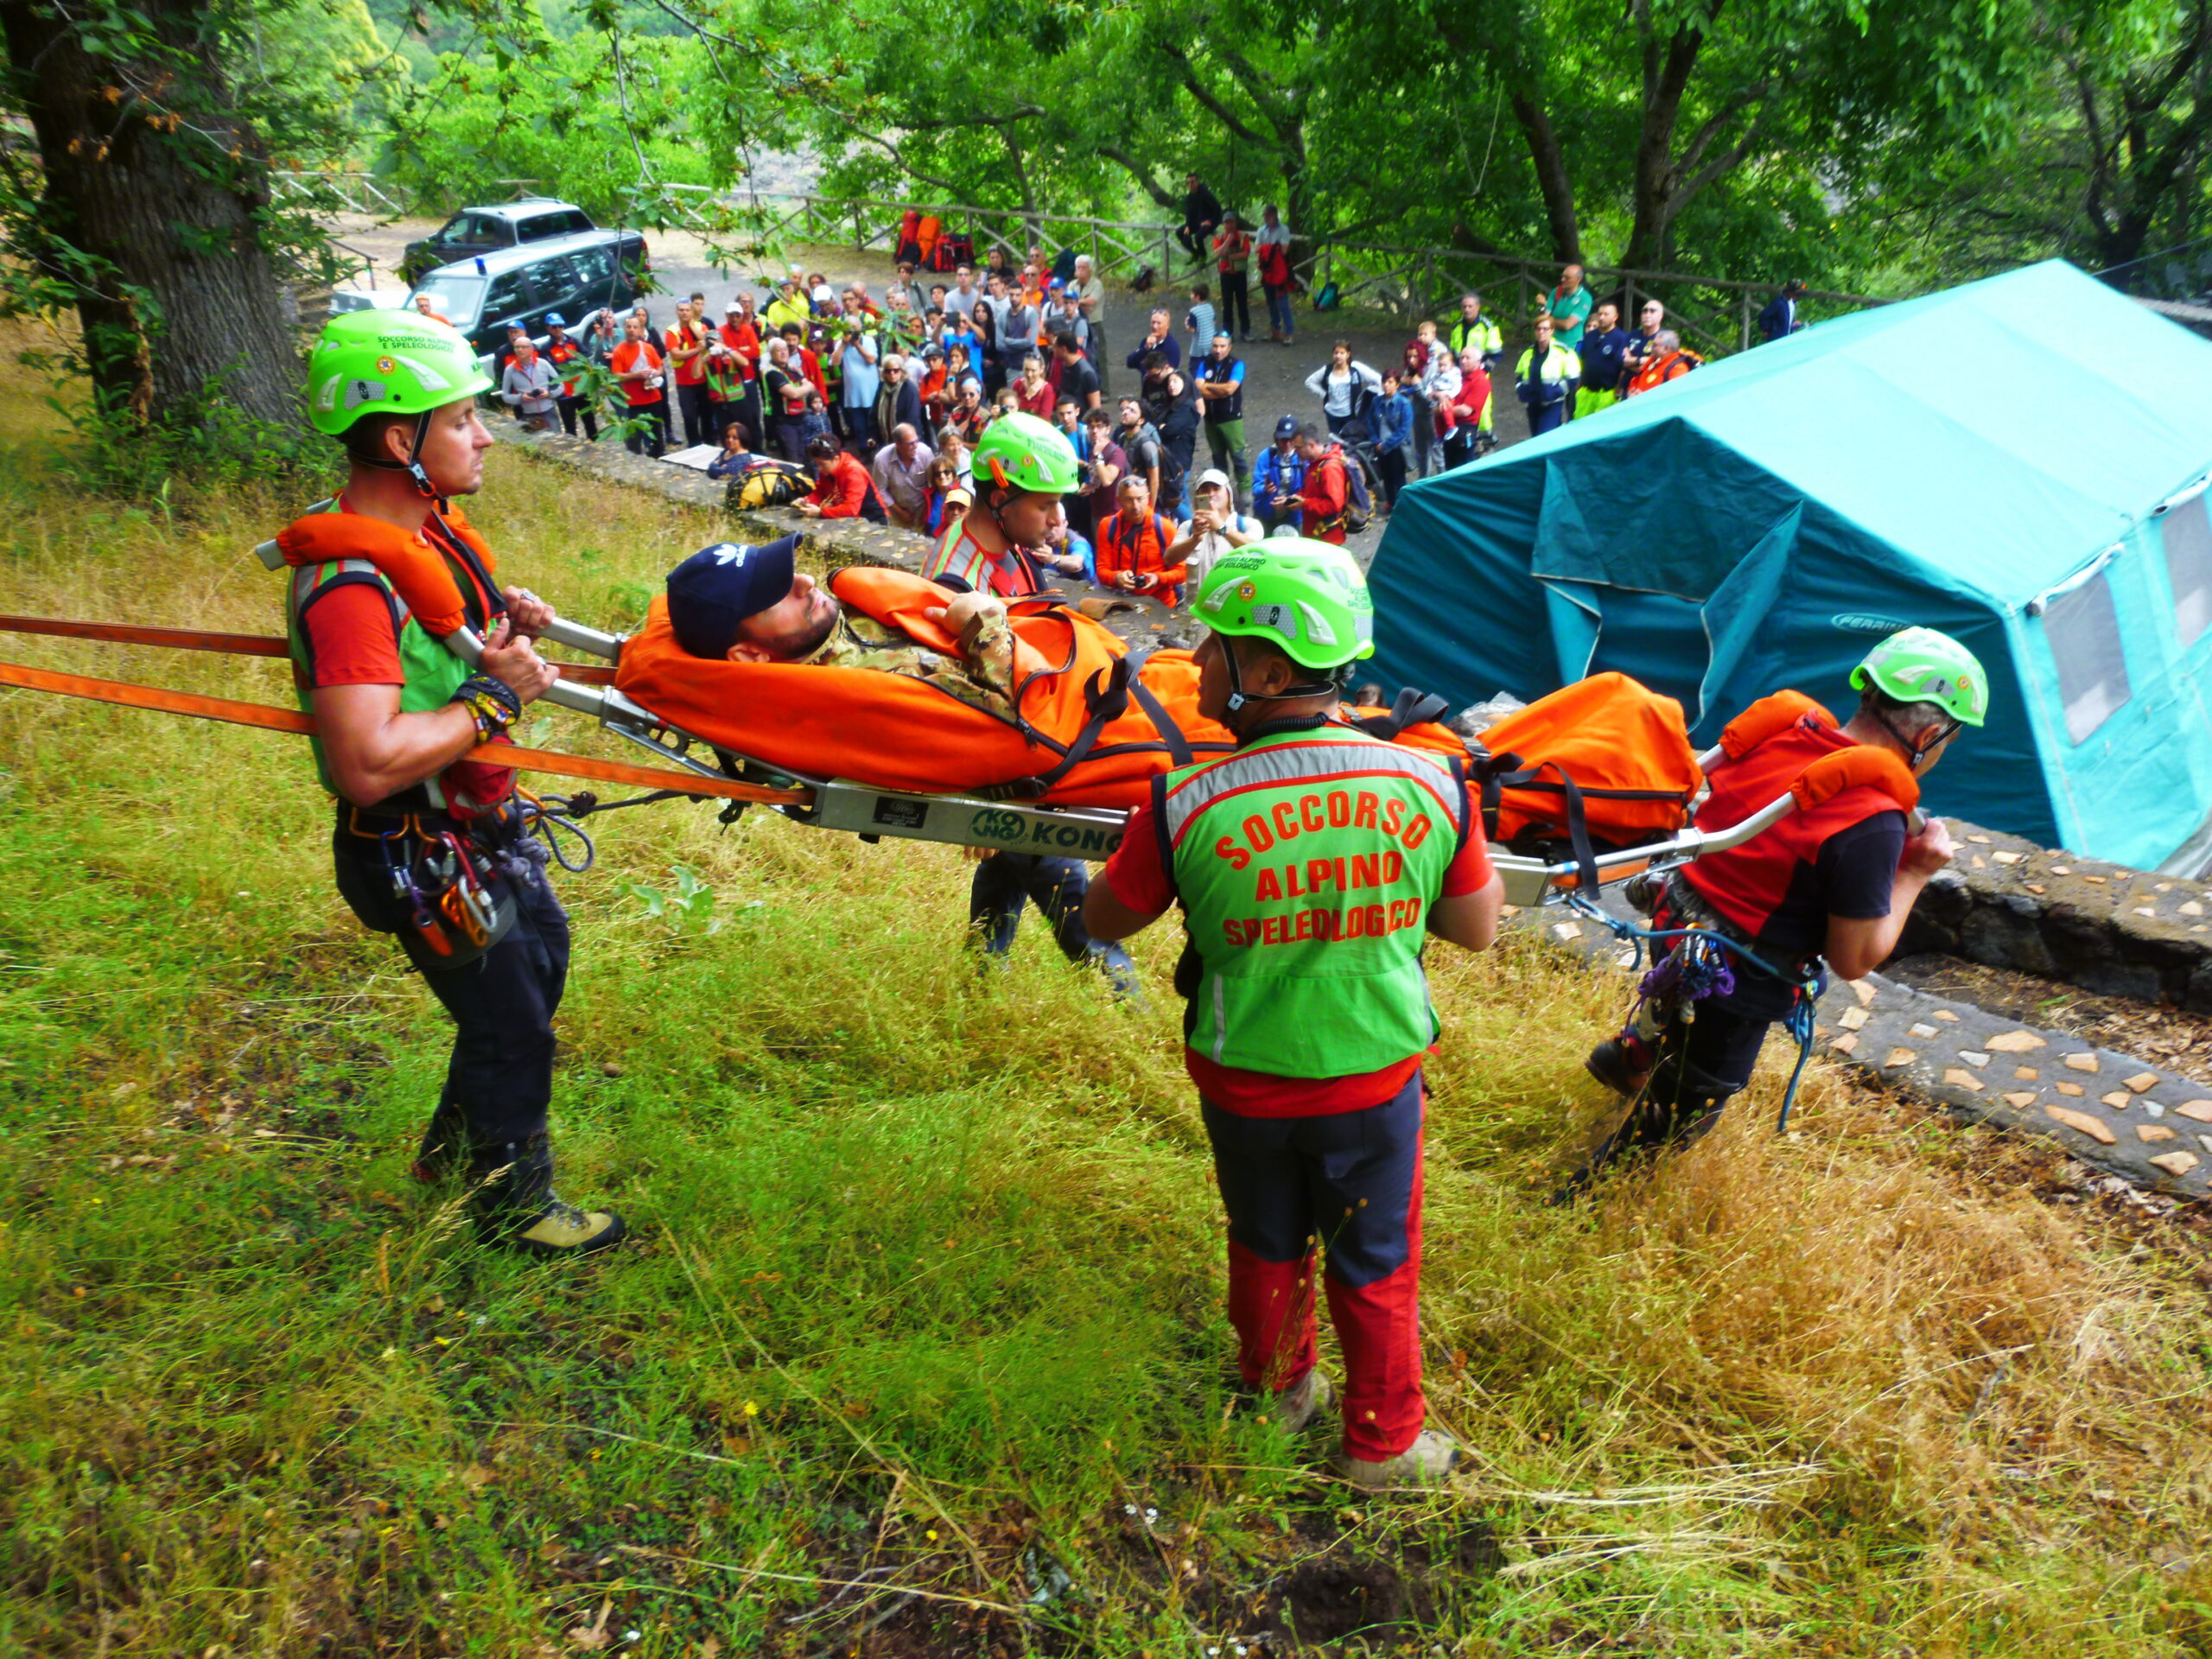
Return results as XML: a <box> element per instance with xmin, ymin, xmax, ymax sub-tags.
<box><xmin>2165</xmin><ymin>494</ymin><xmax>2212</xmax><ymax>648</ymax></box>
<box><xmin>2043</xmin><ymin>571</ymin><xmax>2132</xmax><ymax>743</ymax></box>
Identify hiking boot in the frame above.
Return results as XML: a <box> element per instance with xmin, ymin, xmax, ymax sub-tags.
<box><xmin>1331</xmin><ymin>1429</ymin><xmax>1463</xmax><ymax>1489</ymax></box>
<box><xmin>1268</xmin><ymin>1368</ymin><xmax>1335</xmax><ymax>1433</ymax></box>
<box><xmin>409</xmin><ymin>1098</ymin><xmax>469</xmax><ymax>1184</ymax></box>
<box><xmin>467</xmin><ymin>1134</ymin><xmax>627</xmax><ymax>1259</ymax></box>
<box><xmin>1584</xmin><ymin>1035</ymin><xmax>1652</xmax><ymax>1097</ymax></box>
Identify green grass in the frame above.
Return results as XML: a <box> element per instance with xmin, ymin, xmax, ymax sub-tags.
<box><xmin>0</xmin><ymin>333</ymin><xmax>2209</xmax><ymax>1656</ymax></box>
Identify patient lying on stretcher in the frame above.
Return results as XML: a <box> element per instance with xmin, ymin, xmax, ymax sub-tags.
<box><xmin>664</xmin><ymin>533</ymin><xmax>1016</xmax><ymax>718</ymax></box>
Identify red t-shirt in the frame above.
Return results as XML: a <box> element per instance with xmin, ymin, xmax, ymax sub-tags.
<box><xmin>611</xmin><ymin>340</ymin><xmax>664</xmax><ymax>407</ymax></box>
<box><xmin>666</xmin><ymin>321</ymin><xmax>708</xmax><ymax>386</ymax></box>
<box><xmin>720</xmin><ymin>321</ymin><xmax>760</xmax><ymax>381</ymax></box>
<box><xmin>1103</xmin><ymin>780</ymin><xmax>1495</xmax><ymax>1116</ymax></box>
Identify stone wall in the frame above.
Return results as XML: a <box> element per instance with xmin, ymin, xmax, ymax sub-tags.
<box><xmin>1897</xmin><ymin>821</ymin><xmax>2212</xmax><ymax>1010</ymax></box>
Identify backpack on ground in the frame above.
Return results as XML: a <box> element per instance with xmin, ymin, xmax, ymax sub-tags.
<box><xmin>1312</xmin><ymin>280</ymin><xmax>1340</xmax><ymax>311</ymax></box>
<box><xmin>725</xmin><ymin>458</ymin><xmax>811</xmax><ymax>510</ymax></box>
<box><xmin>1051</xmin><ymin>247</ymin><xmax>1078</xmax><ymax>285</ymax></box>
<box><xmin>1129</xmin><ymin>265</ymin><xmax>1157</xmax><ymax>295</ymax></box>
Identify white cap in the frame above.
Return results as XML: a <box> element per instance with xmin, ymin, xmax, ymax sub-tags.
<box><xmin>1194</xmin><ymin>467</ymin><xmax>1232</xmax><ymax>493</ymax></box>
<box><xmin>725</xmin><ymin>299</ymin><xmax>743</xmax><ymax>312</ymax></box>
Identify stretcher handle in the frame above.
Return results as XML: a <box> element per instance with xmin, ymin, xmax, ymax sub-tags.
<box><xmin>537</xmin><ymin>615</ymin><xmax>624</xmax><ymax>661</ymax></box>
<box><xmin>448</xmin><ymin>625</ymin><xmax>608</xmax><ymax>719</ymax></box>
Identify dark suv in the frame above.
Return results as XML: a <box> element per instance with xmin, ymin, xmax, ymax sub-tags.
<box><xmin>410</xmin><ymin>232</ymin><xmax>652</xmax><ymax>364</ymax></box>
<box><xmin>400</xmin><ymin>200</ymin><xmax>601</xmax><ymax>283</ymax></box>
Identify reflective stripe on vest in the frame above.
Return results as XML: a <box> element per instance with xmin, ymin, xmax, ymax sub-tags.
<box><xmin>1165</xmin><ymin>727</ymin><xmax>1466</xmax><ymax>1078</ymax></box>
<box><xmin>1678</xmin><ymin>715</ymin><xmax>1901</xmax><ymax>941</ymax></box>
<box><xmin>919</xmin><ymin>515</ymin><xmax>1039</xmax><ymax>597</ymax></box>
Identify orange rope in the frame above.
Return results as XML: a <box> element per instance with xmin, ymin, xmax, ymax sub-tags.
<box><xmin>0</xmin><ymin>658</ymin><xmax>810</xmax><ymax>809</ymax></box>
<box><xmin>0</xmin><ymin>613</ymin><xmax>619</xmax><ymax>686</ymax></box>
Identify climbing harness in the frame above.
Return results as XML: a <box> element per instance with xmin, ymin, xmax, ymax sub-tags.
<box><xmin>1561</xmin><ymin>882</ymin><xmax>1826</xmax><ymax>1135</ymax></box>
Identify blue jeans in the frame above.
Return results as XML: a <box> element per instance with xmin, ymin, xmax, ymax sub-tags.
<box><xmin>1265</xmin><ymin>283</ymin><xmax>1295</xmax><ymax>340</ymax></box>
<box><xmin>969</xmin><ymin>852</ymin><xmax>1136</xmax><ymax>991</ymax></box>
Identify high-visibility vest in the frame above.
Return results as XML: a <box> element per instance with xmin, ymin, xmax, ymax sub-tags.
<box><xmin>544</xmin><ymin>337</ymin><xmax>584</xmax><ymax>397</ymax></box>
<box><xmin>1446</xmin><ymin>314</ymin><xmax>1502</xmax><ymax>359</ymax></box>
<box><xmin>1161</xmin><ymin>725</ymin><xmax>1470</xmax><ymax>1077</ymax></box>
<box><xmin>918</xmin><ymin>513</ymin><xmax>1043</xmax><ymax>597</ymax></box>
<box><xmin>283</xmin><ymin>505</ymin><xmax>509</xmax><ymax>815</ymax></box>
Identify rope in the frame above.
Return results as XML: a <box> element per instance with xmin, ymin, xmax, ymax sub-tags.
<box><xmin>0</xmin><ymin>613</ymin><xmax>619</xmax><ymax>685</ymax></box>
<box><xmin>1563</xmin><ymin>890</ymin><xmax>1825</xmax><ymax>1134</ymax></box>
<box><xmin>0</xmin><ymin>658</ymin><xmax>810</xmax><ymax>811</ymax></box>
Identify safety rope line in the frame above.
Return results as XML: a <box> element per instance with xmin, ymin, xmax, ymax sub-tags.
<box><xmin>0</xmin><ymin>614</ymin><xmax>619</xmax><ymax>685</ymax></box>
<box><xmin>0</xmin><ymin>658</ymin><xmax>810</xmax><ymax>810</ymax></box>
<box><xmin>1562</xmin><ymin>890</ymin><xmax>1824</xmax><ymax>1134</ymax></box>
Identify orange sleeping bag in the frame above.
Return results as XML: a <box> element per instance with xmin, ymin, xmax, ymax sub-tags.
<box><xmin>617</xmin><ymin>566</ymin><xmax>1236</xmax><ymax>806</ymax></box>
<box><xmin>614</xmin><ymin>567</ymin><xmax>1474</xmax><ymax>809</ymax></box>
<box><xmin>1468</xmin><ymin>671</ymin><xmax>1703</xmax><ymax>851</ymax></box>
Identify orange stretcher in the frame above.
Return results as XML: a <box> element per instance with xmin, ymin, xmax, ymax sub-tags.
<box><xmin>0</xmin><ymin>546</ymin><xmax>1911</xmax><ymax>904</ymax></box>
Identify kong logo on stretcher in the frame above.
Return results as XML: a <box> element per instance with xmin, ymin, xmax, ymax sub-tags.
<box><xmin>968</xmin><ymin>806</ymin><xmax>1125</xmax><ymax>855</ymax></box>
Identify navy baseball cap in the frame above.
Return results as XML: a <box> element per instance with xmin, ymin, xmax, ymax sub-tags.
<box><xmin>666</xmin><ymin>535</ymin><xmax>802</xmax><ymax>659</ymax></box>
<box><xmin>1274</xmin><ymin>415</ymin><xmax>1300</xmax><ymax>439</ymax></box>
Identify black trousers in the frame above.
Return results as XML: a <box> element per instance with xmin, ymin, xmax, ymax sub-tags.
<box><xmin>556</xmin><ymin>396</ymin><xmax>598</xmax><ymax>441</ymax></box>
<box><xmin>331</xmin><ymin>823</ymin><xmax>569</xmax><ymax>1149</ymax></box>
<box><xmin>969</xmin><ymin>852</ymin><xmax>1135</xmax><ymax>982</ymax></box>
<box><xmin>622</xmin><ymin>397</ymin><xmax>667</xmax><ymax>457</ymax></box>
<box><xmin>1218</xmin><ymin>271</ymin><xmax>1250</xmax><ymax>340</ymax></box>
<box><xmin>1576</xmin><ymin>1001</ymin><xmax>1770</xmax><ymax>1184</ymax></box>
<box><xmin>677</xmin><ymin>382</ymin><xmax>711</xmax><ymax>448</ymax></box>
<box><xmin>1376</xmin><ymin>447</ymin><xmax>1408</xmax><ymax>506</ymax></box>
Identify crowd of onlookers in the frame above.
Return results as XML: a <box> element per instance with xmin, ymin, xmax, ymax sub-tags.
<box><xmin>475</xmin><ymin>187</ymin><xmax>1813</xmax><ymax>613</ymax></box>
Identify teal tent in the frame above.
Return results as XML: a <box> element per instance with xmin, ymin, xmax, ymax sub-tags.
<box><xmin>1367</xmin><ymin>259</ymin><xmax>2212</xmax><ymax>874</ymax></box>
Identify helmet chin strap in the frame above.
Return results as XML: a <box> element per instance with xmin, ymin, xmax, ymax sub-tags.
<box><xmin>363</xmin><ymin>409</ymin><xmax>440</xmax><ymax>500</ymax></box>
<box><xmin>1876</xmin><ymin>708</ymin><xmax>1960</xmax><ymax>771</ymax></box>
<box><xmin>1222</xmin><ymin>634</ymin><xmax>1339</xmax><ymax>715</ymax></box>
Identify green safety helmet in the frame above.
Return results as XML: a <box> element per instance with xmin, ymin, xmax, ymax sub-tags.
<box><xmin>1194</xmin><ymin>537</ymin><xmax>1376</xmax><ymax>671</ymax></box>
<box><xmin>969</xmin><ymin>410</ymin><xmax>1080</xmax><ymax>496</ymax></box>
<box><xmin>305</xmin><ymin>309</ymin><xmax>493</xmax><ymax>437</ymax></box>
<box><xmin>1850</xmin><ymin>626</ymin><xmax>1988</xmax><ymax>728</ymax></box>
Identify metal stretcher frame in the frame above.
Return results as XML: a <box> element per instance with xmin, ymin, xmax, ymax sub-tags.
<box><xmin>3</xmin><ymin>568</ymin><xmax>1818</xmax><ymax>903</ymax></box>
<box><xmin>492</xmin><ymin>613</ymin><xmax>1805</xmax><ymax>904</ymax></box>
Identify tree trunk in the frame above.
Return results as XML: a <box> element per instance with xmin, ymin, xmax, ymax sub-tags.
<box><xmin>0</xmin><ymin>0</ymin><xmax>302</xmax><ymax>429</ymax></box>
<box><xmin>1509</xmin><ymin>83</ymin><xmax>1582</xmax><ymax>265</ymax></box>
<box><xmin>1618</xmin><ymin>26</ymin><xmax>1705</xmax><ymax>270</ymax></box>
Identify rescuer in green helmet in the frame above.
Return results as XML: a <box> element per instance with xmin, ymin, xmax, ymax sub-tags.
<box><xmin>1563</xmin><ymin>626</ymin><xmax>1987</xmax><ymax>1198</ymax></box>
<box><xmin>1084</xmin><ymin>539</ymin><xmax>1505</xmax><ymax>1489</ymax></box>
<box><xmin>285</xmin><ymin>311</ymin><xmax>625</xmax><ymax>1259</ymax></box>
<box><xmin>917</xmin><ymin>410</ymin><xmax>1077</xmax><ymax>597</ymax></box>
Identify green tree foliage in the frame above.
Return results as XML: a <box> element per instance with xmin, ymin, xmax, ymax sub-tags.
<box><xmin>380</xmin><ymin>27</ymin><xmax>720</xmax><ymax>217</ymax></box>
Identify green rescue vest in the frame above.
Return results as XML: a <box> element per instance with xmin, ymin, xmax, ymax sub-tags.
<box><xmin>284</xmin><ymin>508</ymin><xmax>476</xmax><ymax>810</ymax></box>
<box><xmin>704</xmin><ymin>353</ymin><xmax>746</xmax><ymax>403</ymax></box>
<box><xmin>1162</xmin><ymin>725</ymin><xmax>1468</xmax><ymax>1078</ymax></box>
